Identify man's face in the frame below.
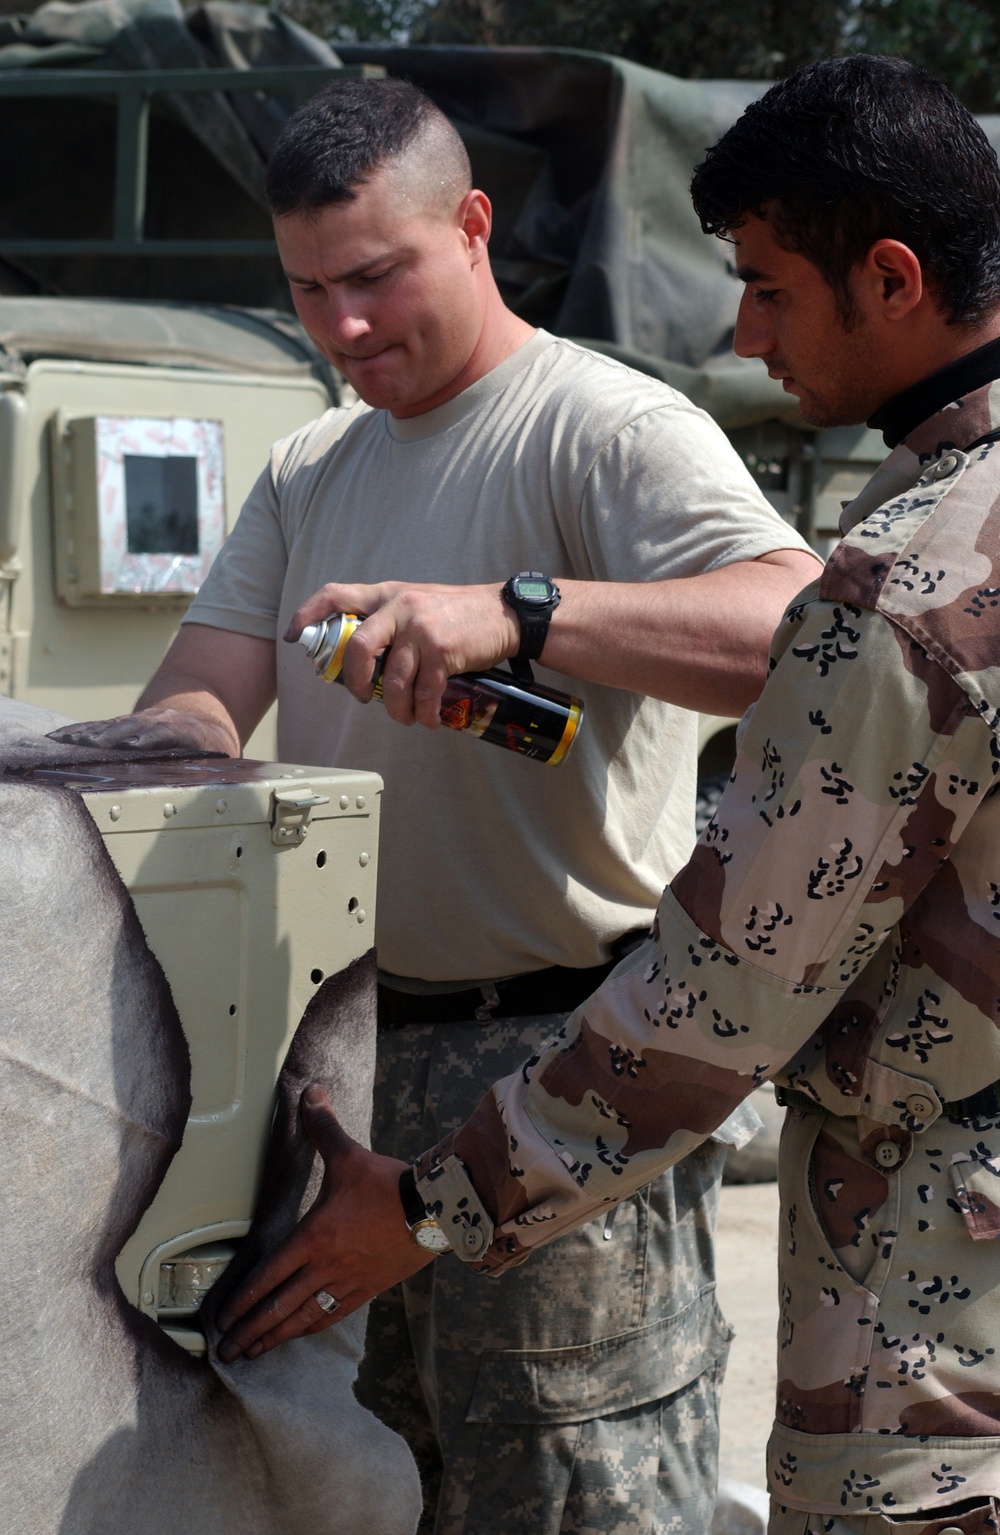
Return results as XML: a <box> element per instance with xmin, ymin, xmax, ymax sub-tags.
<box><xmin>274</xmin><ymin>169</ymin><xmax>488</xmax><ymax>417</ymax></box>
<box><xmin>732</xmin><ymin>212</ymin><xmax>883</xmax><ymax>428</ymax></box>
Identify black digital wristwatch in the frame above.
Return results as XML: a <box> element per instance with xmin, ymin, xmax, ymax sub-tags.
<box><xmin>501</xmin><ymin>572</ymin><xmax>561</xmax><ymax>664</ymax></box>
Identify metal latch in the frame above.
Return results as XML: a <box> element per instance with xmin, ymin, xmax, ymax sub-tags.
<box><xmin>270</xmin><ymin>787</ymin><xmax>330</xmax><ymax>845</ymax></box>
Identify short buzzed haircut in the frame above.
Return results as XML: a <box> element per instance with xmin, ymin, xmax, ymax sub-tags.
<box><xmin>691</xmin><ymin>55</ymin><xmax>1000</xmax><ymax>327</ymax></box>
<box><xmin>266</xmin><ymin>77</ymin><xmax>472</xmax><ymax>217</ymax></box>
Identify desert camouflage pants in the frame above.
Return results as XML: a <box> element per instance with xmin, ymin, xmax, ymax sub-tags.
<box><xmin>770</xmin><ymin>1497</ymin><xmax>1000</xmax><ymax>1534</ymax></box>
<box><xmin>356</xmin><ymin>1013</ymin><xmax>733</xmax><ymax>1535</ymax></box>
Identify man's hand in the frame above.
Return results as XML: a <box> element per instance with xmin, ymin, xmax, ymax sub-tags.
<box><xmin>46</xmin><ymin>627</ymin><xmax>276</xmax><ymax>760</ymax></box>
<box><xmin>285</xmin><ymin>580</ymin><xmax>520</xmax><ymax>728</ymax></box>
<box><xmin>47</xmin><ymin>707</ymin><xmax>234</xmax><ymax>755</ymax></box>
<box><xmin>216</xmin><ymin>1085</ymin><xmax>434</xmax><ymax>1363</ymax></box>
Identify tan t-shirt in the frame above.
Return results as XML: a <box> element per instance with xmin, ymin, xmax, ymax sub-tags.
<box><xmin>186</xmin><ymin>331</ymin><xmax>811</xmax><ymax>980</ymax></box>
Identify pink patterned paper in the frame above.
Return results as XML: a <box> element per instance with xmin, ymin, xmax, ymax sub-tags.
<box><xmin>96</xmin><ymin>416</ymin><xmax>225</xmax><ymax>595</ymax></box>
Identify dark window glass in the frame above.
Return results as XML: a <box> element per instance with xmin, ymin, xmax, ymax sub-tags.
<box><xmin>123</xmin><ymin>455</ymin><xmax>199</xmax><ymax>555</ymax></box>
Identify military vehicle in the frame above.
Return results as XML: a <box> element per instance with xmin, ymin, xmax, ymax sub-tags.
<box><xmin>0</xmin><ymin>297</ymin><xmax>341</xmax><ymax>756</ymax></box>
<box><xmin>0</xmin><ymin>4</ymin><xmax>889</xmax><ymax>784</ymax></box>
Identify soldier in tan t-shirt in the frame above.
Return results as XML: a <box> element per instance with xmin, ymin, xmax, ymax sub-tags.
<box><xmin>55</xmin><ymin>79</ymin><xmax>818</xmax><ymax>1535</ymax></box>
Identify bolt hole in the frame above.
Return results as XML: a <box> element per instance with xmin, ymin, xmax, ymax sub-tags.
<box><xmin>228</xmin><ymin>1004</ymin><xmax>237</xmax><ymax>1016</ymax></box>
<box><xmin>348</xmin><ymin>897</ymin><xmax>359</xmax><ymax>913</ymax></box>
<box><xmin>235</xmin><ymin>845</ymin><xmax>243</xmax><ymax>859</ymax></box>
<box><xmin>316</xmin><ymin>850</ymin><xmax>327</xmax><ymax>868</ymax></box>
<box><xmin>311</xmin><ymin>968</ymin><xmax>324</xmax><ymax>985</ymax></box>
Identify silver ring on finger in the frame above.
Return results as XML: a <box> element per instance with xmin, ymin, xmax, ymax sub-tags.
<box><xmin>314</xmin><ymin>1289</ymin><xmax>340</xmax><ymax>1314</ymax></box>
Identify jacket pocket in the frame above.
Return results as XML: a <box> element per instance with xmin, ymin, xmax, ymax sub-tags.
<box><xmin>465</xmin><ymin>1286</ymin><xmax>731</xmax><ymax>1425</ymax></box>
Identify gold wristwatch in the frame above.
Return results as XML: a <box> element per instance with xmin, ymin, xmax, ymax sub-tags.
<box><xmin>399</xmin><ymin>1166</ymin><xmax>452</xmax><ymax>1254</ymax></box>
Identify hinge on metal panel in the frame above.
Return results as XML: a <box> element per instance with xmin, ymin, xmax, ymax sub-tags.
<box><xmin>270</xmin><ymin>787</ymin><xmax>330</xmax><ymax>846</ymax></box>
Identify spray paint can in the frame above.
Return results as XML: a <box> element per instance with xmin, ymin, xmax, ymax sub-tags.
<box><xmin>298</xmin><ymin>613</ymin><xmax>584</xmax><ymax>766</ymax></box>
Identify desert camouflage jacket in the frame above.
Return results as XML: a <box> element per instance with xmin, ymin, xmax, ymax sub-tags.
<box><xmin>415</xmin><ymin>340</ymin><xmax>1000</xmax><ymax>1519</ymax></box>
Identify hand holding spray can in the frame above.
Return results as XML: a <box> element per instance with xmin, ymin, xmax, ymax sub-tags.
<box><xmin>298</xmin><ymin>613</ymin><xmax>584</xmax><ymax>765</ymax></box>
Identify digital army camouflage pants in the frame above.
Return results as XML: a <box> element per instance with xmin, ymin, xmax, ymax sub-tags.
<box><xmin>356</xmin><ymin>1013</ymin><xmax>733</xmax><ymax>1535</ymax></box>
<box><xmin>770</xmin><ymin>1496</ymin><xmax>1000</xmax><ymax>1534</ymax></box>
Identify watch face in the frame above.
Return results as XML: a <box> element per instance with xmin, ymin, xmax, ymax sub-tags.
<box><xmin>413</xmin><ymin>1219</ymin><xmax>452</xmax><ymax>1254</ymax></box>
<box><xmin>513</xmin><ymin>578</ymin><xmax>552</xmax><ymax>605</ymax></box>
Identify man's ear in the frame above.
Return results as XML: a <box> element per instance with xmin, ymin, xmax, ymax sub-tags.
<box><xmin>459</xmin><ymin>189</ymin><xmax>492</xmax><ymax>261</ymax></box>
<box><xmin>860</xmin><ymin>238</ymin><xmax>924</xmax><ymax>321</ymax></box>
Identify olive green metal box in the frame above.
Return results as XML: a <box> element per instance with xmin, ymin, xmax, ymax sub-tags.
<box><xmin>33</xmin><ymin>755</ymin><xmax>381</xmax><ymax>1353</ymax></box>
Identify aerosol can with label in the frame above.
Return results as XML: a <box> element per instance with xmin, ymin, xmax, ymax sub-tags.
<box><xmin>298</xmin><ymin>613</ymin><xmax>584</xmax><ymax>766</ymax></box>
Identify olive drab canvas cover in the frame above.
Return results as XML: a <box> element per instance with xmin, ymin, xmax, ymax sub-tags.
<box><xmin>6</xmin><ymin>3</ymin><xmax>996</xmax><ymax>423</ymax></box>
<box><xmin>0</xmin><ymin>0</ymin><xmax>796</xmax><ymax>424</ymax></box>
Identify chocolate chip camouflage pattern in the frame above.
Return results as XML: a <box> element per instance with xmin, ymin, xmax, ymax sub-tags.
<box><xmin>769</xmin><ymin>1497</ymin><xmax>1000</xmax><ymax>1533</ymax></box>
<box><xmin>361</xmin><ymin>1015</ymin><xmax>736</xmax><ymax>1534</ymax></box>
<box><xmin>415</xmin><ymin>377</ymin><xmax>1000</xmax><ymax>1524</ymax></box>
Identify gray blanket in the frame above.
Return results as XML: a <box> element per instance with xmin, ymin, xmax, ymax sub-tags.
<box><xmin>0</xmin><ymin>700</ymin><xmax>420</xmax><ymax>1534</ymax></box>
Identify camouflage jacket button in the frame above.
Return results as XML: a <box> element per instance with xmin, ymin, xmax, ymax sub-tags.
<box><xmin>462</xmin><ymin>1227</ymin><xmax>485</xmax><ymax>1255</ymax></box>
<box><xmin>875</xmin><ymin>1139</ymin><xmax>902</xmax><ymax>1168</ymax></box>
<box><xmin>931</xmin><ymin>453</ymin><xmax>960</xmax><ymax>479</ymax></box>
<box><xmin>905</xmin><ymin>1093</ymin><xmax>935</xmax><ymax>1121</ymax></box>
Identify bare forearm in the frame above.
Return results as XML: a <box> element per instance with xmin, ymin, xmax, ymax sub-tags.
<box><xmin>541</xmin><ymin>551</ymin><xmax>821</xmax><ymax>715</ymax></box>
<box><xmin>133</xmin><ymin>670</ymin><xmax>244</xmax><ymax>756</ymax></box>
<box><xmin>49</xmin><ymin>626</ymin><xmax>277</xmax><ymax>756</ymax></box>
<box><xmin>287</xmin><ymin>548</ymin><xmax>820</xmax><ymax>729</ymax></box>
<box><xmin>133</xmin><ymin>629</ymin><xmax>275</xmax><ymax>753</ymax></box>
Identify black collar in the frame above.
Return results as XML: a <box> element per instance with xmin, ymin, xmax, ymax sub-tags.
<box><xmin>868</xmin><ymin>333</ymin><xmax>1000</xmax><ymax>448</ymax></box>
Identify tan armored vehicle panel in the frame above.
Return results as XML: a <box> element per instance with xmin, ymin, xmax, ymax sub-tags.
<box><xmin>0</xmin><ymin>299</ymin><xmax>336</xmax><ymax>758</ymax></box>
<box><xmin>30</xmin><ymin>755</ymin><xmax>381</xmax><ymax>1353</ymax></box>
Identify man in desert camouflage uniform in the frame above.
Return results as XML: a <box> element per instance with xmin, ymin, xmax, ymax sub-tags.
<box><xmin>219</xmin><ymin>55</ymin><xmax>1000</xmax><ymax>1535</ymax></box>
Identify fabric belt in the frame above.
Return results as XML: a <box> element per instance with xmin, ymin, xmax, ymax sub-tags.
<box><xmin>775</xmin><ymin>1083</ymin><xmax>1000</xmax><ymax>1119</ymax></box>
<box><xmin>377</xmin><ymin>929</ymin><xmax>649</xmax><ymax>1028</ymax></box>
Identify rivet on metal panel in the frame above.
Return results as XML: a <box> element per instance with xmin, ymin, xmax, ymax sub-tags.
<box><xmin>339</xmin><ymin>795</ymin><xmax>350</xmax><ymax>810</ymax></box>
<box><xmin>355</xmin><ymin>908</ymin><xmax>367</xmax><ymax>924</ymax></box>
<box><xmin>215</xmin><ymin>799</ymin><xmax>227</xmax><ymax>814</ymax></box>
<box><xmin>356</xmin><ymin>795</ymin><xmax>366</xmax><ymax>809</ymax></box>
<box><xmin>142</xmin><ymin>1290</ymin><xmax>155</xmax><ymax>1306</ymax></box>
<box><xmin>109</xmin><ymin>804</ymin><xmax>122</xmax><ymax>821</ymax></box>
<box><xmin>163</xmin><ymin>802</ymin><xmax>176</xmax><ymax>818</ymax></box>
<box><xmin>359</xmin><ymin>852</ymin><xmax>370</xmax><ymax>867</ymax></box>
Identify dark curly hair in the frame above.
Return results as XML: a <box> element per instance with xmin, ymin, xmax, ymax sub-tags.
<box><xmin>690</xmin><ymin>55</ymin><xmax>1000</xmax><ymax>326</ymax></box>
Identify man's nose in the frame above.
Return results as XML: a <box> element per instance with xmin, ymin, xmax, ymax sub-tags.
<box><xmin>733</xmin><ymin>288</ymin><xmax>772</xmax><ymax>359</ymax></box>
<box><xmin>325</xmin><ymin>297</ymin><xmax>371</xmax><ymax>347</ymax></box>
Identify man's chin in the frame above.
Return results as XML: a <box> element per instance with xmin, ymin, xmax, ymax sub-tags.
<box><xmin>794</xmin><ymin>394</ymin><xmax>866</xmax><ymax>430</ymax></box>
<box><xmin>342</xmin><ymin>368</ymin><xmax>410</xmax><ymax>411</ymax></box>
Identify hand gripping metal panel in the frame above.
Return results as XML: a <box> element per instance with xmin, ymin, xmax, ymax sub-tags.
<box><xmin>34</xmin><ymin>755</ymin><xmax>381</xmax><ymax>1353</ymax></box>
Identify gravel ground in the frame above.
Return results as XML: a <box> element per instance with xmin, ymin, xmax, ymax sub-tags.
<box><xmin>715</xmin><ymin>1179</ymin><xmax>781</xmax><ymax>1489</ymax></box>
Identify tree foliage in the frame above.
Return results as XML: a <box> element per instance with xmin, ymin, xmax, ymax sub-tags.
<box><xmin>277</xmin><ymin>0</ymin><xmax>1000</xmax><ymax>110</ymax></box>
<box><xmin>847</xmin><ymin>0</ymin><xmax>1000</xmax><ymax>111</ymax></box>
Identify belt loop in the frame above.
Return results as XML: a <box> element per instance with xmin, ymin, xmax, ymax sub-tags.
<box><xmin>474</xmin><ymin>982</ymin><xmax>501</xmax><ymax>1022</ymax></box>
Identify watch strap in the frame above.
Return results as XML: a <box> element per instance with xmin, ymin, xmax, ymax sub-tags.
<box><xmin>514</xmin><ymin>607</ymin><xmax>551</xmax><ymax>662</ymax></box>
<box><xmin>399</xmin><ymin>1164</ymin><xmax>430</xmax><ymax>1231</ymax></box>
